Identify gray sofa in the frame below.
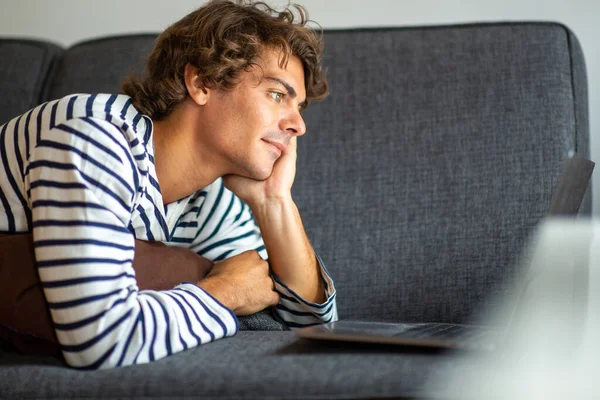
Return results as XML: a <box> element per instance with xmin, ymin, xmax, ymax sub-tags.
<box><xmin>0</xmin><ymin>22</ymin><xmax>590</xmax><ymax>399</ymax></box>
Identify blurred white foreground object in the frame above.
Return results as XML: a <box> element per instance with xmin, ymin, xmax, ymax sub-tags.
<box><xmin>426</xmin><ymin>217</ymin><xmax>599</xmax><ymax>399</ymax></box>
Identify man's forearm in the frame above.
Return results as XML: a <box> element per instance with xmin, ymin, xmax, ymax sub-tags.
<box><xmin>251</xmin><ymin>198</ymin><xmax>325</xmax><ymax>303</ymax></box>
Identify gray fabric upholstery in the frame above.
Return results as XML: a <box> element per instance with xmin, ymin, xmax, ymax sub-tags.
<box><xmin>295</xmin><ymin>22</ymin><xmax>588</xmax><ymax>324</ymax></box>
<box><xmin>45</xmin><ymin>35</ymin><xmax>156</xmax><ymax>101</ymax></box>
<box><xmin>0</xmin><ymin>331</ymin><xmax>447</xmax><ymax>399</ymax></box>
<box><xmin>237</xmin><ymin>308</ymin><xmax>289</xmax><ymax>331</ymax></box>
<box><xmin>0</xmin><ymin>39</ymin><xmax>62</xmax><ymax>124</ymax></box>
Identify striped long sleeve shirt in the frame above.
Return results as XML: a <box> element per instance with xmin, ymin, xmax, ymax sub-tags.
<box><xmin>0</xmin><ymin>93</ymin><xmax>337</xmax><ymax>369</ymax></box>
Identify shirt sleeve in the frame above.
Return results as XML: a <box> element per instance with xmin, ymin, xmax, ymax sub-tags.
<box><xmin>25</xmin><ymin>117</ymin><xmax>237</xmax><ymax>369</ymax></box>
<box><xmin>184</xmin><ymin>178</ymin><xmax>338</xmax><ymax>328</ymax></box>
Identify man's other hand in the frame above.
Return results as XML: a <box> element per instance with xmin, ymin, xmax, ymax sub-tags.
<box><xmin>197</xmin><ymin>250</ymin><xmax>279</xmax><ymax>315</ymax></box>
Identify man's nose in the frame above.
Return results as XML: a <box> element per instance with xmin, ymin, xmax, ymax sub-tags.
<box><xmin>281</xmin><ymin>109</ymin><xmax>306</xmax><ymax>137</ymax></box>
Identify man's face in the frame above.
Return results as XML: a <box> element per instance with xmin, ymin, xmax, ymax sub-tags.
<box><xmin>198</xmin><ymin>48</ymin><xmax>307</xmax><ymax>180</ymax></box>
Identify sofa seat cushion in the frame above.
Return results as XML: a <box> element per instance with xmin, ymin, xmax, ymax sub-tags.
<box><xmin>0</xmin><ymin>331</ymin><xmax>451</xmax><ymax>399</ymax></box>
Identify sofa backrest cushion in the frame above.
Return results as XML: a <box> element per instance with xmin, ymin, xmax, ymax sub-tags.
<box><xmin>0</xmin><ymin>39</ymin><xmax>62</xmax><ymax>124</ymax></box>
<box><xmin>295</xmin><ymin>23</ymin><xmax>589</xmax><ymax>323</ymax></box>
<box><xmin>45</xmin><ymin>34</ymin><xmax>156</xmax><ymax>101</ymax></box>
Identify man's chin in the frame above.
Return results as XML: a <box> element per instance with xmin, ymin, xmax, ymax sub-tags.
<box><xmin>252</xmin><ymin>169</ymin><xmax>273</xmax><ymax>181</ymax></box>
<box><xmin>239</xmin><ymin>164</ymin><xmax>274</xmax><ymax>181</ymax></box>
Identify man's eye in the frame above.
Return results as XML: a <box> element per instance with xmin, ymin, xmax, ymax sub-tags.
<box><xmin>269</xmin><ymin>91</ymin><xmax>284</xmax><ymax>102</ymax></box>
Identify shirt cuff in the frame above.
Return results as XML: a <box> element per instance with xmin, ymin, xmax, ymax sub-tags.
<box><xmin>271</xmin><ymin>252</ymin><xmax>337</xmax><ymax>326</ymax></box>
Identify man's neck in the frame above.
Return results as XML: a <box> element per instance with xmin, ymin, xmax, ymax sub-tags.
<box><xmin>151</xmin><ymin>102</ymin><xmax>222</xmax><ymax>205</ymax></box>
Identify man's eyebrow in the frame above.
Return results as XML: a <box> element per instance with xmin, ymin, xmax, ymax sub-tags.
<box><xmin>264</xmin><ymin>76</ymin><xmax>298</xmax><ymax>98</ymax></box>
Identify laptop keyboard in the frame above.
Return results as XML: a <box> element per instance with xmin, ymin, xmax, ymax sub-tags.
<box><xmin>393</xmin><ymin>323</ymin><xmax>494</xmax><ymax>348</ymax></box>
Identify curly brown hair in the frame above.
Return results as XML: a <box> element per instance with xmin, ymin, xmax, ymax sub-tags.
<box><xmin>122</xmin><ymin>0</ymin><xmax>329</xmax><ymax>120</ymax></box>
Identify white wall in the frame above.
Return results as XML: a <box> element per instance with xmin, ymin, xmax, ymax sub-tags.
<box><xmin>1</xmin><ymin>0</ymin><xmax>599</xmax><ymax>213</ymax></box>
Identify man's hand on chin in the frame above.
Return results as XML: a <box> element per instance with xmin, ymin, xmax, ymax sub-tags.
<box><xmin>221</xmin><ymin>136</ymin><xmax>326</xmax><ymax>304</ymax></box>
<box><xmin>223</xmin><ymin>136</ymin><xmax>297</xmax><ymax>207</ymax></box>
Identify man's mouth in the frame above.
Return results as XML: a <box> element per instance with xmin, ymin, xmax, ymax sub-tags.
<box><xmin>262</xmin><ymin>139</ymin><xmax>285</xmax><ymax>156</ymax></box>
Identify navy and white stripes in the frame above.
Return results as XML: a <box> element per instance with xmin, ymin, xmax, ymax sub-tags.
<box><xmin>0</xmin><ymin>94</ymin><xmax>337</xmax><ymax>369</ymax></box>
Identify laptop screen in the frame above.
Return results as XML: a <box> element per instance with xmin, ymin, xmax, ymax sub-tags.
<box><xmin>546</xmin><ymin>153</ymin><xmax>595</xmax><ymax>216</ymax></box>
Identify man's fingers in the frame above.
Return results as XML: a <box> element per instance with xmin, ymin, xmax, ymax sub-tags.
<box><xmin>202</xmin><ymin>250</ymin><xmax>279</xmax><ymax>314</ymax></box>
<box><xmin>286</xmin><ymin>136</ymin><xmax>297</xmax><ymax>157</ymax></box>
<box><xmin>289</xmin><ymin>136</ymin><xmax>297</xmax><ymax>149</ymax></box>
<box><xmin>270</xmin><ymin>292</ymin><xmax>280</xmax><ymax>306</ymax></box>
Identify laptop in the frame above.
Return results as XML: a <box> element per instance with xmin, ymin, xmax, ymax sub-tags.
<box><xmin>295</xmin><ymin>154</ymin><xmax>595</xmax><ymax>351</ymax></box>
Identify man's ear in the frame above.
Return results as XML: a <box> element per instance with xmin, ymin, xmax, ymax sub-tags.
<box><xmin>184</xmin><ymin>63</ymin><xmax>209</xmax><ymax>106</ymax></box>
